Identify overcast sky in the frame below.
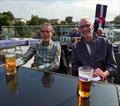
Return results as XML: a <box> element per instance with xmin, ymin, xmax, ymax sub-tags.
<box><xmin>0</xmin><ymin>0</ymin><xmax>120</xmax><ymax>22</ymax></box>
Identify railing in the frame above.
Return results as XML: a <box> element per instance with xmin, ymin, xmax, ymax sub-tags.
<box><xmin>1</xmin><ymin>25</ymin><xmax>78</xmax><ymax>40</ymax></box>
<box><xmin>1</xmin><ymin>25</ymin><xmax>120</xmax><ymax>42</ymax></box>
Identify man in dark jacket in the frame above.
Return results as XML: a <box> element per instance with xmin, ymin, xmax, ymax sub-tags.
<box><xmin>71</xmin><ymin>17</ymin><xmax>117</xmax><ymax>82</ymax></box>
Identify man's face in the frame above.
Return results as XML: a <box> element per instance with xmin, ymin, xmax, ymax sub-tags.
<box><xmin>79</xmin><ymin>19</ymin><xmax>93</xmax><ymax>36</ymax></box>
<box><xmin>40</xmin><ymin>25</ymin><xmax>53</xmax><ymax>42</ymax></box>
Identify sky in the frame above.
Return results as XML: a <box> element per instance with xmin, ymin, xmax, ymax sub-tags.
<box><xmin>0</xmin><ymin>0</ymin><xmax>120</xmax><ymax>22</ymax></box>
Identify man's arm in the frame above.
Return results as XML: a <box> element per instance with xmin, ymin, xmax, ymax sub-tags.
<box><xmin>49</xmin><ymin>43</ymin><xmax>61</xmax><ymax>71</ymax></box>
<box><xmin>71</xmin><ymin>45</ymin><xmax>80</xmax><ymax>76</ymax></box>
<box><xmin>105</xmin><ymin>39</ymin><xmax>117</xmax><ymax>76</ymax></box>
<box><xmin>93</xmin><ymin>39</ymin><xmax>117</xmax><ymax>81</ymax></box>
<box><xmin>16</xmin><ymin>45</ymin><xmax>35</xmax><ymax>66</ymax></box>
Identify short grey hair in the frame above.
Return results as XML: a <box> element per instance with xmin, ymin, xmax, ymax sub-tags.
<box><xmin>79</xmin><ymin>17</ymin><xmax>92</xmax><ymax>27</ymax></box>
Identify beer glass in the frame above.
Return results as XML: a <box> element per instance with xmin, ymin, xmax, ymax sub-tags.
<box><xmin>5</xmin><ymin>52</ymin><xmax>16</xmax><ymax>75</ymax></box>
<box><xmin>78</xmin><ymin>66</ymin><xmax>93</xmax><ymax>98</ymax></box>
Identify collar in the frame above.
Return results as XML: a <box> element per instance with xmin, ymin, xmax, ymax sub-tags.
<box><xmin>81</xmin><ymin>33</ymin><xmax>97</xmax><ymax>44</ymax></box>
<box><xmin>41</xmin><ymin>40</ymin><xmax>53</xmax><ymax>46</ymax></box>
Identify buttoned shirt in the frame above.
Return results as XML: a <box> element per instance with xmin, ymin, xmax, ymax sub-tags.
<box><xmin>17</xmin><ymin>40</ymin><xmax>61</xmax><ymax>71</ymax></box>
<box><xmin>71</xmin><ymin>36</ymin><xmax>117</xmax><ymax>76</ymax></box>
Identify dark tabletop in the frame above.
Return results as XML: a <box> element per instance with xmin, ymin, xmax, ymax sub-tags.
<box><xmin>0</xmin><ymin>66</ymin><xmax>119</xmax><ymax>106</ymax></box>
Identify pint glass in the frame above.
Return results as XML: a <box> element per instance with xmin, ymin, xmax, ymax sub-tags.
<box><xmin>5</xmin><ymin>52</ymin><xmax>16</xmax><ymax>75</ymax></box>
<box><xmin>78</xmin><ymin>66</ymin><xmax>93</xmax><ymax>98</ymax></box>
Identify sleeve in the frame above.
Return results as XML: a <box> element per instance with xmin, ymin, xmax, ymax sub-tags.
<box><xmin>16</xmin><ymin>44</ymin><xmax>36</xmax><ymax>66</ymax></box>
<box><xmin>71</xmin><ymin>44</ymin><xmax>80</xmax><ymax>76</ymax></box>
<box><xmin>105</xmin><ymin>39</ymin><xmax>117</xmax><ymax>76</ymax></box>
<box><xmin>49</xmin><ymin>42</ymin><xmax>61</xmax><ymax>71</ymax></box>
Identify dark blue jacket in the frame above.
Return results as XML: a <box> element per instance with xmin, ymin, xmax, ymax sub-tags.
<box><xmin>71</xmin><ymin>36</ymin><xmax>117</xmax><ymax>77</ymax></box>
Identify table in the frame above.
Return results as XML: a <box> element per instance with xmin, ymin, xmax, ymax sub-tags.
<box><xmin>0</xmin><ymin>38</ymin><xmax>39</xmax><ymax>49</ymax></box>
<box><xmin>0</xmin><ymin>66</ymin><xmax>119</xmax><ymax>106</ymax></box>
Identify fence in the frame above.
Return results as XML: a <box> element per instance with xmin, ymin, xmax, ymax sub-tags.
<box><xmin>1</xmin><ymin>25</ymin><xmax>78</xmax><ymax>40</ymax></box>
<box><xmin>1</xmin><ymin>25</ymin><xmax>120</xmax><ymax>42</ymax></box>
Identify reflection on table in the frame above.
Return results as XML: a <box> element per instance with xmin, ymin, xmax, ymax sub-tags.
<box><xmin>41</xmin><ymin>72</ymin><xmax>55</xmax><ymax>88</ymax></box>
<box><xmin>0</xmin><ymin>66</ymin><xmax>78</xmax><ymax>106</ymax></box>
<box><xmin>0</xmin><ymin>65</ymin><xmax>119</xmax><ymax>106</ymax></box>
<box><xmin>78</xmin><ymin>96</ymin><xmax>89</xmax><ymax>106</ymax></box>
<box><xmin>6</xmin><ymin>74</ymin><xmax>19</xmax><ymax>94</ymax></box>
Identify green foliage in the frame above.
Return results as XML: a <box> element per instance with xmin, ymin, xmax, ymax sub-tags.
<box><xmin>3</xmin><ymin>11</ymin><xmax>14</xmax><ymax>21</ymax></box>
<box><xmin>1</xmin><ymin>11</ymin><xmax>119</xmax><ymax>40</ymax></box>
<box><xmin>15</xmin><ymin>26</ymin><xmax>32</xmax><ymax>38</ymax></box>
<box><xmin>60</xmin><ymin>21</ymin><xmax>67</xmax><ymax>25</ymax></box>
<box><xmin>0</xmin><ymin>13</ymin><xmax>14</xmax><ymax>31</ymax></box>
<box><xmin>28</xmin><ymin>15</ymin><xmax>40</xmax><ymax>25</ymax></box>
<box><xmin>113</xmin><ymin>15</ymin><xmax>120</xmax><ymax>24</ymax></box>
<box><xmin>28</xmin><ymin>15</ymin><xmax>50</xmax><ymax>25</ymax></box>
<box><xmin>14</xmin><ymin>21</ymin><xmax>26</xmax><ymax>26</ymax></box>
<box><xmin>65</xmin><ymin>16</ymin><xmax>73</xmax><ymax>24</ymax></box>
<box><xmin>39</xmin><ymin>18</ymin><xmax>49</xmax><ymax>24</ymax></box>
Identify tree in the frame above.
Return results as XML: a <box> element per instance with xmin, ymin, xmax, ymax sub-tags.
<box><xmin>0</xmin><ymin>13</ymin><xmax>13</xmax><ymax>31</ymax></box>
<box><xmin>3</xmin><ymin>11</ymin><xmax>14</xmax><ymax>21</ymax></box>
<box><xmin>14</xmin><ymin>21</ymin><xmax>31</xmax><ymax>38</ymax></box>
<box><xmin>50</xmin><ymin>19</ymin><xmax>61</xmax><ymax>25</ymax></box>
<box><xmin>39</xmin><ymin>18</ymin><xmax>49</xmax><ymax>24</ymax></box>
<box><xmin>28</xmin><ymin>15</ymin><xmax>40</xmax><ymax>25</ymax></box>
<box><xmin>112</xmin><ymin>15</ymin><xmax>120</xmax><ymax>24</ymax></box>
<box><xmin>14</xmin><ymin>21</ymin><xmax>26</xmax><ymax>26</ymax></box>
<box><xmin>65</xmin><ymin>16</ymin><xmax>73</xmax><ymax>24</ymax></box>
<box><xmin>60</xmin><ymin>21</ymin><xmax>67</xmax><ymax>25</ymax></box>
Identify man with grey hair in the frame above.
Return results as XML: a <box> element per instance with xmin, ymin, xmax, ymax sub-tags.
<box><xmin>71</xmin><ymin>17</ymin><xmax>117</xmax><ymax>83</ymax></box>
<box><xmin>17</xmin><ymin>23</ymin><xmax>61</xmax><ymax>71</ymax></box>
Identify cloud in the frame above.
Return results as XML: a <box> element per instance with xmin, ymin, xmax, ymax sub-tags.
<box><xmin>0</xmin><ymin>0</ymin><xmax>120</xmax><ymax>22</ymax></box>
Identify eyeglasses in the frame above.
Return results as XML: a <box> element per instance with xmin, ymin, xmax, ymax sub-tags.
<box><xmin>41</xmin><ymin>30</ymin><xmax>50</xmax><ymax>33</ymax></box>
<box><xmin>79</xmin><ymin>24</ymin><xmax>91</xmax><ymax>29</ymax></box>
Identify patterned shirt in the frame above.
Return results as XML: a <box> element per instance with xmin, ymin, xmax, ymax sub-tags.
<box><xmin>17</xmin><ymin>40</ymin><xmax>61</xmax><ymax>71</ymax></box>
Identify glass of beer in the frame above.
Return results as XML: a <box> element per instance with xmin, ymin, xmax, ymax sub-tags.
<box><xmin>78</xmin><ymin>66</ymin><xmax>93</xmax><ymax>98</ymax></box>
<box><xmin>5</xmin><ymin>52</ymin><xmax>17</xmax><ymax>75</ymax></box>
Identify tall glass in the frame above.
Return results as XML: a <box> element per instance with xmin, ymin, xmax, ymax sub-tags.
<box><xmin>5</xmin><ymin>52</ymin><xmax>16</xmax><ymax>75</ymax></box>
<box><xmin>78</xmin><ymin>66</ymin><xmax>93</xmax><ymax>98</ymax></box>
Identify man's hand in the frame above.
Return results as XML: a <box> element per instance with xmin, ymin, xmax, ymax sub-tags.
<box><xmin>93</xmin><ymin>68</ymin><xmax>107</xmax><ymax>81</ymax></box>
